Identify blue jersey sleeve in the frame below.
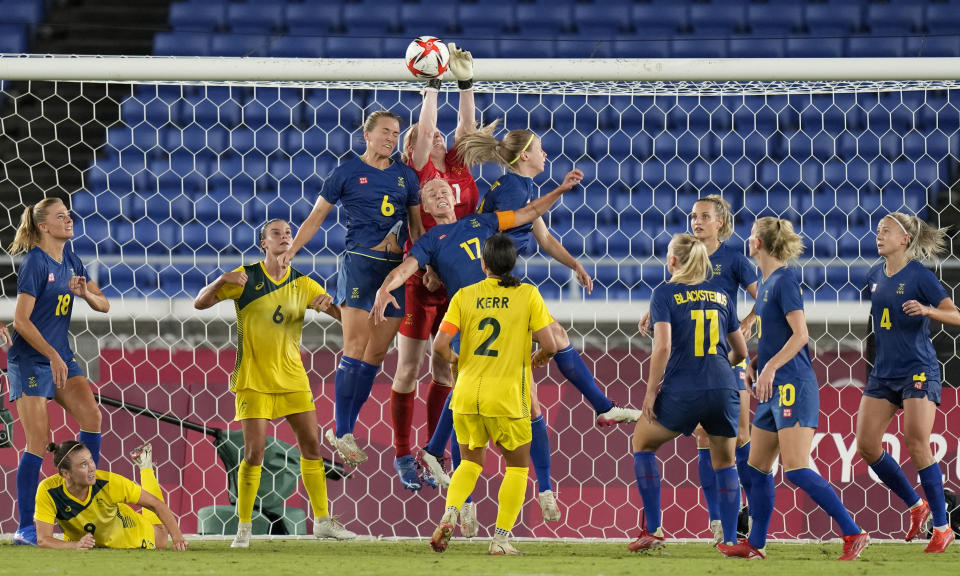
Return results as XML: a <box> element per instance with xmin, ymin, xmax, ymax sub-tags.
<box><xmin>649</xmin><ymin>286</ymin><xmax>670</xmax><ymax>326</ymax></box>
<box><xmin>407</xmin><ymin>231</ymin><xmax>436</xmax><ymax>269</ymax></box>
<box><xmin>916</xmin><ymin>267</ymin><xmax>949</xmax><ymax>308</ymax></box>
<box><xmin>17</xmin><ymin>252</ymin><xmax>45</xmax><ymax>298</ymax></box>
<box><xmin>734</xmin><ymin>251</ymin><xmax>758</xmax><ymax>290</ymax></box>
<box><xmin>482</xmin><ymin>176</ymin><xmax>528</xmax><ymax>213</ymax></box>
<box><xmin>777</xmin><ymin>269</ymin><xmax>805</xmax><ymax>315</ymax></box>
<box><xmin>318</xmin><ymin>164</ymin><xmax>346</xmax><ymax>205</ymax></box>
<box><xmin>403</xmin><ymin>165</ymin><xmax>420</xmax><ymax>207</ymax></box>
<box><xmin>726</xmin><ymin>294</ymin><xmax>741</xmax><ymax>334</ymax></box>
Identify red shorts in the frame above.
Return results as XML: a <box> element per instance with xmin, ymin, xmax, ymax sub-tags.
<box><xmin>398</xmin><ymin>273</ymin><xmax>450</xmax><ymax>341</ymax></box>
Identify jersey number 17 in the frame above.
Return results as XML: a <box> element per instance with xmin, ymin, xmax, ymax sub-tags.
<box><xmin>690</xmin><ymin>309</ymin><xmax>720</xmax><ymax>357</ymax></box>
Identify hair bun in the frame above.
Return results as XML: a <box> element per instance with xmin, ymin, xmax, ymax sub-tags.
<box><xmin>47</xmin><ymin>442</ymin><xmax>58</xmax><ymax>453</ymax></box>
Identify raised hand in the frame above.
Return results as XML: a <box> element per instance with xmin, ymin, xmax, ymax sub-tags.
<box><xmin>69</xmin><ymin>275</ymin><xmax>88</xmax><ymax>298</ymax></box>
<box><xmin>448</xmin><ymin>43</ymin><xmax>474</xmax><ymax>82</ymax></box>
<box><xmin>221</xmin><ymin>270</ymin><xmax>248</xmax><ymax>286</ymax></box>
<box><xmin>559</xmin><ymin>169</ymin><xmax>584</xmax><ymax>192</ymax></box>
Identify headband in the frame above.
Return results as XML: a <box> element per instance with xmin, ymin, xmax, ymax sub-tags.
<box><xmin>887</xmin><ymin>214</ymin><xmax>910</xmax><ymax>236</ymax></box>
<box><xmin>56</xmin><ymin>443</ymin><xmax>83</xmax><ymax>470</ymax></box>
<box><xmin>508</xmin><ymin>133</ymin><xmax>536</xmax><ymax>166</ymax></box>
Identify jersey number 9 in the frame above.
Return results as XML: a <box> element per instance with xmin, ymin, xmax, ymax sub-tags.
<box><xmin>690</xmin><ymin>309</ymin><xmax>719</xmax><ymax>357</ymax></box>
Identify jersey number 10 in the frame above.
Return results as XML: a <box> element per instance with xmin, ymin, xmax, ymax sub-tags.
<box><xmin>690</xmin><ymin>309</ymin><xmax>720</xmax><ymax>357</ymax></box>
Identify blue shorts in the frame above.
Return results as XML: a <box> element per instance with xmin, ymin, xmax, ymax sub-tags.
<box><xmin>335</xmin><ymin>248</ymin><xmax>404</xmax><ymax>317</ymax></box>
<box><xmin>752</xmin><ymin>378</ymin><xmax>819</xmax><ymax>432</ymax></box>
<box><xmin>732</xmin><ymin>360</ymin><xmax>748</xmax><ymax>391</ymax></box>
<box><xmin>864</xmin><ymin>374</ymin><xmax>942</xmax><ymax>408</ymax></box>
<box><xmin>655</xmin><ymin>387</ymin><xmax>740</xmax><ymax>438</ymax></box>
<box><xmin>7</xmin><ymin>355</ymin><xmax>84</xmax><ymax>401</ymax></box>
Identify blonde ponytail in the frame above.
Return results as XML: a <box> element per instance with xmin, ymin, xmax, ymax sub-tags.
<box><xmin>882</xmin><ymin>212</ymin><xmax>948</xmax><ymax>262</ymax></box>
<box><xmin>753</xmin><ymin>216</ymin><xmax>804</xmax><ymax>263</ymax></box>
<box><xmin>7</xmin><ymin>198</ymin><xmax>62</xmax><ymax>255</ymax></box>
<box><xmin>668</xmin><ymin>233</ymin><xmax>713</xmax><ymax>285</ymax></box>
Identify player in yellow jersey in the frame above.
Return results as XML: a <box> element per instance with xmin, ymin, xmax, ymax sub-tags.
<box><xmin>194</xmin><ymin>218</ymin><xmax>356</xmax><ymax>547</ymax></box>
<box><xmin>35</xmin><ymin>440</ymin><xmax>187</xmax><ymax>550</ymax></box>
<box><xmin>429</xmin><ymin>233</ymin><xmax>558</xmax><ymax>556</ymax></box>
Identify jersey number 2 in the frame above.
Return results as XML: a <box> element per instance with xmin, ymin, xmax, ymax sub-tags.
<box><xmin>55</xmin><ymin>293</ymin><xmax>71</xmax><ymax>316</ymax></box>
<box><xmin>690</xmin><ymin>309</ymin><xmax>720</xmax><ymax>357</ymax></box>
<box><xmin>474</xmin><ymin>317</ymin><xmax>501</xmax><ymax>357</ymax></box>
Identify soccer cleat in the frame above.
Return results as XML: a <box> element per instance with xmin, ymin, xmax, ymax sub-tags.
<box><xmin>906</xmin><ymin>500</ymin><xmax>931</xmax><ymax>542</ymax></box>
<box><xmin>231</xmin><ymin>522</ymin><xmax>252</xmax><ymax>548</ymax></box>
<box><xmin>314</xmin><ymin>515</ymin><xmax>357</xmax><ymax>540</ymax></box>
<box><xmin>596</xmin><ymin>405</ymin><xmax>642</xmax><ymax>426</ymax></box>
<box><xmin>718</xmin><ymin>539</ymin><xmax>765</xmax><ymax>559</ymax></box>
<box><xmin>13</xmin><ymin>525</ymin><xmax>37</xmax><ymax>546</ymax></box>
<box><xmin>325</xmin><ymin>429</ymin><xmax>367</xmax><ymax>466</ymax></box>
<box><xmin>488</xmin><ymin>533</ymin><xmax>522</xmax><ymax>555</ymax></box>
<box><xmin>537</xmin><ymin>489</ymin><xmax>561</xmax><ymax>522</ymax></box>
<box><xmin>129</xmin><ymin>443</ymin><xmax>153</xmax><ymax>469</ymax></box>
<box><xmin>924</xmin><ymin>527</ymin><xmax>955</xmax><ymax>554</ymax></box>
<box><xmin>417</xmin><ymin>448</ymin><xmax>450</xmax><ymax>488</ymax></box>
<box><xmin>628</xmin><ymin>529</ymin><xmax>665</xmax><ymax>552</ymax></box>
<box><xmin>417</xmin><ymin>457</ymin><xmax>438</xmax><ymax>489</ymax></box>
<box><xmin>430</xmin><ymin>509</ymin><xmax>457</xmax><ymax>553</ymax></box>
<box><xmin>393</xmin><ymin>455</ymin><xmax>422</xmax><ymax>491</ymax></box>
<box><xmin>710</xmin><ymin>519</ymin><xmax>724</xmax><ymax>546</ymax></box>
<box><xmin>460</xmin><ymin>502</ymin><xmax>478</xmax><ymax>538</ymax></box>
<box><xmin>838</xmin><ymin>531</ymin><xmax>869</xmax><ymax>561</ymax></box>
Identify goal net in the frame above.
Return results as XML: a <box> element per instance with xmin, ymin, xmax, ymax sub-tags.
<box><xmin>0</xmin><ymin>56</ymin><xmax>958</xmax><ymax>540</ymax></box>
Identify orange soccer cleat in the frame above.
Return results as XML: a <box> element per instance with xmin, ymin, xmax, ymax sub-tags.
<box><xmin>924</xmin><ymin>527</ymin><xmax>955</xmax><ymax>554</ymax></box>
<box><xmin>838</xmin><ymin>532</ymin><xmax>870</xmax><ymax>561</ymax></box>
<box><xmin>906</xmin><ymin>500</ymin><xmax>930</xmax><ymax>542</ymax></box>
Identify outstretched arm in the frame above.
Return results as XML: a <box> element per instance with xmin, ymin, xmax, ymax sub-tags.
<box><xmin>138</xmin><ymin>491</ymin><xmax>188</xmax><ymax>551</ymax></box>
<box><xmin>371</xmin><ymin>256</ymin><xmax>422</xmax><ymax>324</ymax></box>
<box><xmin>449</xmin><ymin>43</ymin><xmax>476</xmax><ymax>142</ymax></box>
<box><xmin>280</xmin><ymin>196</ymin><xmax>335</xmax><ymax>268</ymax></box>
<box><xmin>410</xmin><ymin>88</ymin><xmax>438</xmax><ymax>171</ymax></box>
<box><xmin>36</xmin><ymin>521</ymin><xmax>94</xmax><ymax>549</ymax></box>
<box><xmin>507</xmin><ymin>169</ymin><xmax>583</xmax><ymax>229</ymax></box>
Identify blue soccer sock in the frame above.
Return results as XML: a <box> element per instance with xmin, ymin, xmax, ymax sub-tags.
<box><xmin>426</xmin><ymin>395</ymin><xmax>454</xmax><ymax>458</ymax></box>
<box><xmin>530</xmin><ymin>415</ymin><xmax>552</xmax><ymax>493</ymax></box>
<box><xmin>349</xmin><ymin>361</ymin><xmax>380</xmax><ymax>431</ymax></box>
<box><xmin>715</xmin><ymin>465</ymin><xmax>741</xmax><ymax>545</ymax></box>
<box><xmin>869</xmin><ymin>452</ymin><xmax>921</xmax><ymax>508</ymax></box>
<box><xmin>697</xmin><ymin>448</ymin><xmax>721</xmax><ymax>521</ymax></box>
<box><xmin>334</xmin><ymin>356</ymin><xmax>360</xmax><ymax>436</ymax></box>
<box><xmin>785</xmin><ymin>468</ymin><xmax>860</xmax><ymax>536</ymax></box>
<box><xmin>633</xmin><ymin>451</ymin><xmax>661</xmax><ymax>534</ymax></box>
<box><xmin>449</xmin><ymin>425</ymin><xmax>471</xmax><ymax>504</ymax></box>
<box><xmin>16</xmin><ymin>452</ymin><xmax>43</xmax><ymax>530</ymax></box>
<box><xmin>918</xmin><ymin>462</ymin><xmax>948</xmax><ymax>527</ymax></box>
<box><xmin>746</xmin><ymin>465</ymin><xmax>775</xmax><ymax>551</ymax></box>
<box><xmin>553</xmin><ymin>345</ymin><xmax>614</xmax><ymax>414</ymax></box>
<box><xmin>735</xmin><ymin>441</ymin><xmax>752</xmax><ymax>508</ymax></box>
<box><xmin>78</xmin><ymin>430</ymin><xmax>101</xmax><ymax>467</ymax></box>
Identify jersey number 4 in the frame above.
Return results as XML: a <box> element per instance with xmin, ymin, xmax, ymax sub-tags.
<box><xmin>880</xmin><ymin>307</ymin><xmax>892</xmax><ymax>330</ymax></box>
<box><xmin>690</xmin><ymin>309</ymin><xmax>720</xmax><ymax>357</ymax></box>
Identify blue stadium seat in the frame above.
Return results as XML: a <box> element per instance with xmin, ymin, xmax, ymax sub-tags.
<box><xmin>689</xmin><ymin>4</ymin><xmax>746</xmax><ymax>35</ymax></box>
<box><xmin>865</xmin><ymin>4</ymin><xmax>924</xmax><ymax>35</ymax></box>
<box><xmin>325</xmin><ymin>36</ymin><xmax>381</xmax><ymax>58</ymax></box>
<box><xmin>227</xmin><ymin>3</ymin><xmax>284</xmax><ymax>34</ymax></box>
<box><xmin>499</xmin><ymin>38</ymin><xmax>554</xmax><ymax>59</ymax></box>
<box><xmin>515</xmin><ymin>4</ymin><xmax>571</xmax><ymax>36</ymax></box>
<box><xmin>398</xmin><ymin>4</ymin><xmax>457</xmax><ymax>36</ymax></box>
<box><xmin>342</xmin><ymin>3</ymin><xmax>399</xmax><ymax>35</ymax></box>
<box><xmin>612</xmin><ymin>38</ymin><xmax>669</xmax><ymax>59</ymax></box>
<box><xmin>286</xmin><ymin>2</ymin><xmax>342</xmax><ymax>35</ymax></box>
<box><xmin>0</xmin><ymin>0</ymin><xmax>43</xmax><ymax>24</ymax></box>
<box><xmin>210</xmin><ymin>33</ymin><xmax>270</xmax><ymax>57</ymax></box>
<box><xmin>912</xmin><ymin>36</ymin><xmax>960</xmax><ymax>57</ymax></box>
<box><xmin>153</xmin><ymin>32</ymin><xmax>211</xmax><ymax>56</ymax></box>
<box><xmin>168</xmin><ymin>2</ymin><xmax>225</xmax><ymax>32</ymax></box>
<box><xmin>785</xmin><ymin>37</ymin><xmax>844</xmax><ymax>58</ymax></box>
<box><xmin>729</xmin><ymin>37</ymin><xmax>786</xmax><ymax>58</ymax></box>
<box><xmin>573</xmin><ymin>4</ymin><xmax>631</xmax><ymax>36</ymax></box>
<box><xmin>671</xmin><ymin>38</ymin><xmax>727</xmax><ymax>59</ymax></box>
<box><xmin>269</xmin><ymin>36</ymin><xmax>325</xmax><ymax>58</ymax></box>
<box><xmin>926</xmin><ymin>4</ymin><xmax>960</xmax><ymax>35</ymax></box>
<box><xmin>846</xmin><ymin>36</ymin><xmax>906</xmax><ymax>58</ymax></box>
<box><xmin>747</xmin><ymin>4</ymin><xmax>803</xmax><ymax>35</ymax></box>
<box><xmin>458</xmin><ymin>4</ymin><xmax>513</xmax><ymax>36</ymax></box>
<box><xmin>630</xmin><ymin>4</ymin><xmax>689</xmax><ymax>36</ymax></box>
<box><xmin>805</xmin><ymin>5</ymin><xmax>863</xmax><ymax>36</ymax></box>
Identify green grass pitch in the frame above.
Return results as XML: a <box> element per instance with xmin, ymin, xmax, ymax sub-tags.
<box><xmin>1</xmin><ymin>539</ymin><xmax>957</xmax><ymax>576</ymax></box>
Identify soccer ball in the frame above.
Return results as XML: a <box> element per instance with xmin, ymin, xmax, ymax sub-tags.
<box><xmin>405</xmin><ymin>36</ymin><xmax>450</xmax><ymax>80</ymax></box>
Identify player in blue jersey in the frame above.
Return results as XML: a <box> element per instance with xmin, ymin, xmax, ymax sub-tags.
<box><xmin>281</xmin><ymin>110</ymin><xmax>425</xmax><ymax>468</ymax></box>
<box><xmin>5</xmin><ymin>198</ymin><xmax>109</xmax><ymax>546</ymax></box>
<box><xmin>856</xmin><ymin>212</ymin><xmax>959</xmax><ymax>553</ymax></box>
<box><xmin>411</xmin><ymin>125</ymin><xmax>641</xmax><ymax>522</ymax></box>
<box><xmin>628</xmin><ymin>234</ymin><xmax>748</xmax><ymax>552</ymax></box>
<box><xmin>718</xmin><ymin>217</ymin><xmax>869</xmax><ymax>561</ymax></box>
<box><xmin>640</xmin><ymin>195</ymin><xmax>759</xmax><ymax>544</ymax></box>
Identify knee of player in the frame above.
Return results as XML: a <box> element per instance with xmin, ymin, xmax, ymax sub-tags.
<box><xmin>243</xmin><ymin>448</ymin><xmax>266</xmax><ymax>466</ymax></box>
<box><xmin>904</xmin><ymin>435</ymin><xmax>934</xmax><ymax>463</ymax></box>
<box><xmin>855</xmin><ymin>438</ymin><xmax>883</xmax><ymax>463</ymax></box>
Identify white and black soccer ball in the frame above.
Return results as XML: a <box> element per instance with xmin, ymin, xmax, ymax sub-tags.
<box><xmin>405</xmin><ymin>36</ymin><xmax>450</xmax><ymax>79</ymax></box>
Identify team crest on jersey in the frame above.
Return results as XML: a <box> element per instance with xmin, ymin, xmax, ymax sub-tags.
<box><xmin>397</xmin><ymin>176</ymin><xmax>406</xmax><ymax>188</ymax></box>
<box><xmin>28</xmin><ymin>376</ymin><xmax>37</xmax><ymax>388</ymax></box>
<box><xmin>470</xmin><ymin>218</ymin><xmax>481</xmax><ymax>228</ymax></box>
<box><xmin>255</xmin><ymin>282</ymin><xmax>264</xmax><ymax>290</ymax></box>
<box><xmin>713</xmin><ymin>264</ymin><xmax>722</xmax><ymax>275</ymax></box>
<box><xmin>48</xmin><ymin>273</ymin><xmax>55</xmax><ymax>282</ymax></box>
<box><xmin>351</xmin><ymin>287</ymin><xmax>360</xmax><ymax>299</ymax></box>
<box><xmin>453</xmin><ymin>166</ymin><xmax>464</xmax><ymax>175</ymax></box>
<box><xmin>897</xmin><ymin>283</ymin><xmax>905</xmax><ymax>294</ymax></box>
<box><xmin>783</xmin><ymin>408</ymin><xmax>792</xmax><ymax>417</ymax></box>
<box><xmin>358</xmin><ymin>177</ymin><xmax>368</xmax><ymax>185</ymax></box>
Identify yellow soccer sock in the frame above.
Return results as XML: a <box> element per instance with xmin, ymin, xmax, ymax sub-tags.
<box><xmin>138</xmin><ymin>467</ymin><xmax>164</xmax><ymax>525</ymax></box>
<box><xmin>495</xmin><ymin>466</ymin><xmax>528</xmax><ymax>533</ymax></box>
<box><xmin>300</xmin><ymin>457</ymin><xmax>329</xmax><ymax>519</ymax></box>
<box><xmin>237</xmin><ymin>460</ymin><xmax>262</xmax><ymax>524</ymax></box>
<box><xmin>445</xmin><ymin>460</ymin><xmax>483</xmax><ymax>510</ymax></box>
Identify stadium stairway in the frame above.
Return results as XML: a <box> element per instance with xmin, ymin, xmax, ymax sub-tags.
<box><xmin>0</xmin><ymin>0</ymin><xmax>173</xmax><ymax>297</ymax></box>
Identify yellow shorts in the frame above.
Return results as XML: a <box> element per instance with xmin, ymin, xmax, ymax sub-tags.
<box><xmin>452</xmin><ymin>413</ymin><xmax>532</xmax><ymax>452</ymax></box>
<box><xmin>234</xmin><ymin>389</ymin><xmax>315</xmax><ymax>421</ymax></box>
